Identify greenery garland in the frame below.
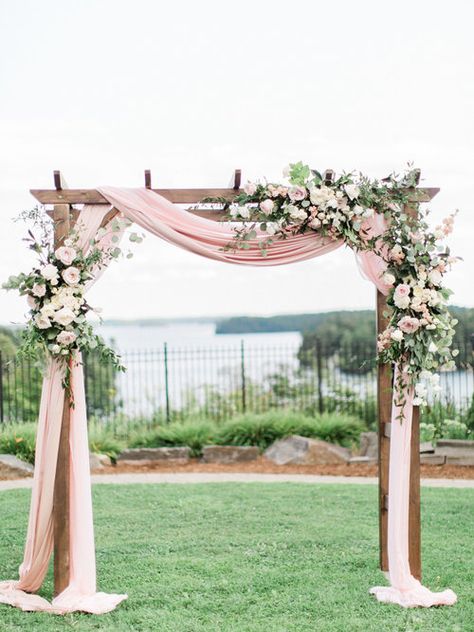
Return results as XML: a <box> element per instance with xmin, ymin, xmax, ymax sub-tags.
<box><xmin>208</xmin><ymin>162</ymin><xmax>459</xmax><ymax>407</ymax></box>
<box><xmin>2</xmin><ymin>208</ymin><xmax>144</xmax><ymax>401</ymax></box>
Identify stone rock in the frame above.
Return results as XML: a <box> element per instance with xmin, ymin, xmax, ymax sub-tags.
<box><xmin>359</xmin><ymin>432</ymin><xmax>378</xmax><ymax>458</ymax></box>
<box><xmin>117</xmin><ymin>447</ymin><xmax>191</xmax><ymax>463</ymax></box>
<box><xmin>201</xmin><ymin>445</ymin><xmax>259</xmax><ymax>464</ymax></box>
<box><xmin>89</xmin><ymin>453</ymin><xmax>112</xmax><ymax>470</ymax></box>
<box><xmin>0</xmin><ymin>454</ymin><xmax>34</xmax><ymax>479</ymax></box>
<box><xmin>264</xmin><ymin>435</ymin><xmax>351</xmax><ymax>466</ymax></box>
<box><xmin>419</xmin><ymin>441</ymin><xmax>435</xmax><ymax>454</ymax></box>
<box><xmin>420</xmin><ymin>454</ymin><xmax>446</xmax><ymax>465</ymax></box>
<box><xmin>435</xmin><ymin>439</ymin><xmax>474</xmax><ymax>459</ymax></box>
<box><xmin>445</xmin><ymin>456</ymin><xmax>474</xmax><ymax>466</ymax></box>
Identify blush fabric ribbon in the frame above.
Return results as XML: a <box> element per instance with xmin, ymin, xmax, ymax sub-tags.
<box><xmin>0</xmin><ymin>188</ymin><xmax>456</xmax><ymax>614</ymax></box>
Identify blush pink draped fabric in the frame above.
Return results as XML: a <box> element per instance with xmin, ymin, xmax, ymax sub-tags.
<box><xmin>0</xmin><ymin>188</ymin><xmax>456</xmax><ymax>616</ymax></box>
<box><xmin>0</xmin><ymin>206</ymin><xmax>128</xmax><ymax>614</ymax></box>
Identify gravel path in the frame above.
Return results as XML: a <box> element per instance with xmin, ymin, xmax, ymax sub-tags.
<box><xmin>1</xmin><ymin>472</ymin><xmax>473</xmax><ymax>492</ymax></box>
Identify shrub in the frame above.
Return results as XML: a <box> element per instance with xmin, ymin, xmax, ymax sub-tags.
<box><xmin>0</xmin><ymin>422</ymin><xmax>37</xmax><ymax>464</ymax></box>
<box><xmin>129</xmin><ymin>420</ymin><xmax>217</xmax><ymax>457</ymax></box>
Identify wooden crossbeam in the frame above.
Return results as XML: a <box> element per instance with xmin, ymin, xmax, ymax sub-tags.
<box><xmin>30</xmin><ymin>186</ymin><xmax>440</xmax><ymax>207</ymax></box>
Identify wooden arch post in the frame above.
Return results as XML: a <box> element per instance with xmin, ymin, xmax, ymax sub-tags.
<box><xmin>35</xmin><ymin>169</ymin><xmax>439</xmax><ymax>594</ymax></box>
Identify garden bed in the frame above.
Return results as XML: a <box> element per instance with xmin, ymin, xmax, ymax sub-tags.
<box><xmin>93</xmin><ymin>456</ymin><xmax>474</xmax><ymax>480</ymax></box>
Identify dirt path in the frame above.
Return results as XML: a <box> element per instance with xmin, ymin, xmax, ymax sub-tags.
<box><xmin>1</xmin><ymin>471</ymin><xmax>473</xmax><ymax>492</ymax></box>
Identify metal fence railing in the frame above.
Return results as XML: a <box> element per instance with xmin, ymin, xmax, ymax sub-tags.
<box><xmin>0</xmin><ymin>337</ymin><xmax>473</xmax><ymax>427</ymax></box>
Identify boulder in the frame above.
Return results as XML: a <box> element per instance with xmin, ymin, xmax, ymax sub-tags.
<box><xmin>201</xmin><ymin>445</ymin><xmax>259</xmax><ymax>464</ymax></box>
<box><xmin>420</xmin><ymin>454</ymin><xmax>446</xmax><ymax>465</ymax></box>
<box><xmin>117</xmin><ymin>447</ymin><xmax>190</xmax><ymax>464</ymax></box>
<box><xmin>90</xmin><ymin>453</ymin><xmax>112</xmax><ymax>470</ymax></box>
<box><xmin>264</xmin><ymin>435</ymin><xmax>351</xmax><ymax>465</ymax></box>
<box><xmin>359</xmin><ymin>432</ymin><xmax>378</xmax><ymax>458</ymax></box>
<box><xmin>0</xmin><ymin>454</ymin><xmax>34</xmax><ymax>479</ymax></box>
<box><xmin>419</xmin><ymin>441</ymin><xmax>435</xmax><ymax>454</ymax></box>
<box><xmin>435</xmin><ymin>439</ymin><xmax>474</xmax><ymax>459</ymax></box>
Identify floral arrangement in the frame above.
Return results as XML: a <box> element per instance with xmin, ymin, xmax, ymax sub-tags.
<box><xmin>2</xmin><ymin>208</ymin><xmax>142</xmax><ymax>399</ymax></box>
<box><xmin>211</xmin><ymin>162</ymin><xmax>459</xmax><ymax>406</ymax></box>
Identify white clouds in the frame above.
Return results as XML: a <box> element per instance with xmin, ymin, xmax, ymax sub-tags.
<box><xmin>0</xmin><ymin>0</ymin><xmax>473</xmax><ymax>322</ymax></box>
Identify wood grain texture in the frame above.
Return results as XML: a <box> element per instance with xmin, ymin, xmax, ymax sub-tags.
<box><xmin>404</xmin><ymin>196</ymin><xmax>422</xmax><ymax>580</ymax></box>
<box><xmin>376</xmin><ymin>289</ymin><xmax>392</xmax><ymax>572</ymax></box>
<box><xmin>53</xmin><ymin>204</ymin><xmax>71</xmax><ymax>596</ymax></box>
<box><xmin>409</xmin><ymin>405</ymin><xmax>421</xmax><ymax>579</ymax></box>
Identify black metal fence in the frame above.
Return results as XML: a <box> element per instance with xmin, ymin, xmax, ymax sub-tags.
<box><xmin>0</xmin><ymin>337</ymin><xmax>473</xmax><ymax>427</ymax></box>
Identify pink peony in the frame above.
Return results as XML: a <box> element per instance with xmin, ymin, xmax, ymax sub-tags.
<box><xmin>398</xmin><ymin>316</ymin><xmax>420</xmax><ymax>334</ymax></box>
<box><xmin>55</xmin><ymin>246</ymin><xmax>77</xmax><ymax>266</ymax></box>
<box><xmin>260</xmin><ymin>199</ymin><xmax>275</xmax><ymax>215</ymax></box>
<box><xmin>62</xmin><ymin>266</ymin><xmax>81</xmax><ymax>286</ymax></box>
<box><xmin>56</xmin><ymin>330</ymin><xmax>77</xmax><ymax>346</ymax></box>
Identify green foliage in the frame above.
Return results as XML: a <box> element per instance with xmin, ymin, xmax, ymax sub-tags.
<box><xmin>0</xmin><ymin>422</ymin><xmax>37</xmax><ymax>463</ymax></box>
<box><xmin>129</xmin><ymin>412</ymin><xmax>365</xmax><ymax>455</ymax></box>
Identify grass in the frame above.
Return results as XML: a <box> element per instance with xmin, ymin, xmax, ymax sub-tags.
<box><xmin>0</xmin><ymin>483</ymin><xmax>472</xmax><ymax>631</ymax></box>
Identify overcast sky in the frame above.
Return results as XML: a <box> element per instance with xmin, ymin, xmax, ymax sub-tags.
<box><xmin>1</xmin><ymin>0</ymin><xmax>472</xmax><ymax>325</ymax></box>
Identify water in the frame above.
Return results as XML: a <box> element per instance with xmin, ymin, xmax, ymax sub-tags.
<box><xmin>96</xmin><ymin>322</ymin><xmax>302</xmax><ymax>351</ymax></box>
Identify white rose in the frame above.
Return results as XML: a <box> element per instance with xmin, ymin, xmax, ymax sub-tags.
<box><xmin>34</xmin><ymin>313</ymin><xmax>51</xmax><ymax>329</ymax></box>
<box><xmin>53</xmin><ymin>307</ymin><xmax>76</xmax><ymax>327</ymax></box>
<box><xmin>239</xmin><ymin>205</ymin><xmax>251</xmax><ymax>219</ymax></box>
<box><xmin>41</xmin><ymin>263</ymin><xmax>59</xmax><ymax>281</ymax></box>
<box><xmin>428</xmin><ymin>342</ymin><xmax>438</xmax><ymax>353</ymax></box>
<box><xmin>62</xmin><ymin>266</ymin><xmax>81</xmax><ymax>286</ymax></box>
<box><xmin>362</xmin><ymin>208</ymin><xmax>375</xmax><ymax>218</ymax></box>
<box><xmin>288</xmin><ymin>206</ymin><xmax>307</xmax><ymax>221</ymax></box>
<box><xmin>412</xmin><ymin>397</ymin><xmax>424</xmax><ymax>406</ymax></box>
<box><xmin>382</xmin><ymin>272</ymin><xmax>396</xmax><ymax>286</ymax></box>
<box><xmin>229</xmin><ymin>204</ymin><xmax>240</xmax><ymax>218</ymax></box>
<box><xmin>32</xmin><ymin>283</ymin><xmax>46</xmax><ymax>297</ymax></box>
<box><xmin>344</xmin><ymin>184</ymin><xmax>360</xmax><ymax>200</ymax></box>
<box><xmin>353</xmin><ymin>205</ymin><xmax>364</xmax><ymax>216</ymax></box>
<box><xmin>54</xmin><ymin>246</ymin><xmax>77</xmax><ymax>266</ymax></box>
<box><xmin>394</xmin><ymin>295</ymin><xmax>410</xmax><ymax>310</ymax></box>
<box><xmin>41</xmin><ymin>303</ymin><xmax>56</xmax><ymax>318</ymax></box>
<box><xmin>390</xmin><ymin>329</ymin><xmax>404</xmax><ymax>342</ymax></box>
<box><xmin>309</xmin><ymin>218</ymin><xmax>321</xmax><ymax>230</ymax></box>
<box><xmin>51</xmin><ymin>344</ymin><xmax>61</xmax><ymax>354</ymax></box>
<box><xmin>428</xmin><ymin>269</ymin><xmax>442</xmax><ymax>286</ymax></box>
<box><xmin>27</xmin><ymin>295</ymin><xmax>37</xmax><ymax>310</ymax></box>
<box><xmin>265</xmin><ymin>222</ymin><xmax>278</xmax><ymax>236</ymax></box>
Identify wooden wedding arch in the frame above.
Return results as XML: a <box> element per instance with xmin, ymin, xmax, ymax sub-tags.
<box><xmin>31</xmin><ymin>168</ymin><xmax>440</xmax><ymax>595</ymax></box>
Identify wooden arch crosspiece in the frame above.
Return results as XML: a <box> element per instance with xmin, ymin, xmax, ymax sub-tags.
<box><xmin>33</xmin><ymin>169</ymin><xmax>439</xmax><ymax>595</ymax></box>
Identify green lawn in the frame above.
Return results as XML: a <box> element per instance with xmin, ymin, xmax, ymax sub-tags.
<box><xmin>0</xmin><ymin>483</ymin><xmax>472</xmax><ymax>631</ymax></box>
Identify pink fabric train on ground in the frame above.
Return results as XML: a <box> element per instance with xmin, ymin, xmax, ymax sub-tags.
<box><xmin>0</xmin><ymin>188</ymin><xmax>456</xmax><ymax>614</ymax></box>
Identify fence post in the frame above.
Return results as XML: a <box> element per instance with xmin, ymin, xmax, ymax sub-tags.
<box><xmin>0</xmin><ymin>351</ymin><xmax>4</xmax><ymax>424</ymax></box>
<box><xmin>315</xmin><ymin>338</ymin><xmax>324</xmax><ymax>414</ymax></box>
<box><xmin>240</xmin><ymin>340</ymin><xmax>246</xmax><ymax>413</ymax></box>
<box><xmin>164</xmin><ymin>342</ymin><xmax>170</xmax><ymax>423</ymax></box>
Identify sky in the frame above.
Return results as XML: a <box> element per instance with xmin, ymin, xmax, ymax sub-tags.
<box><xmin>0</xmin><ymin>0</ymin><xmax>473</xmax><ymax>325</ymax></box>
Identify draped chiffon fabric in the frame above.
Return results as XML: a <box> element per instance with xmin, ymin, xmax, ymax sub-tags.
<box><xmin>0</xmin><ymin>188</ymin><xmax>456</xmax><ymax>614</ymax></box>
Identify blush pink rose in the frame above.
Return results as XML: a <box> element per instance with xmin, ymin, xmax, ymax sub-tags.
<box><xmin>288</xmin><ymin>186</ymin><xmax>307</xmax><ymax>201</ymax></box>
<box><xmin>260</xmin><ymin>199</ymin><xmax>275</xmax><ymax>215</ymax></box>
<box><xmin>56</xmin><ymin>330</ymin><xmax>77</xmax><ymax>346</ymax></box>
<box><xmin>32</xmin><ymin>283</ymin><xmax>46</xmax><ymax>297</ymax></box>
<box><xmin>243</xmin><ymin>182</ymin><xmax>257</xmax><ymax>195</ymax></box>
<box><xmin>55</xmin><ymin>246</ymin><xmax>77</xmax><ymax>266</ymax></box>
<box><xmin>62</xmin><ymin>266</ymin><xmax>81</xmax><ymax>286</ymax></box>
<box><xmin>394</xmin><ymin>284</ymin><xmax>410</xmax><ymax>299</ymax></box>
<box><xmin>398</xmin><ymin>316</ymin><xmax>420</xmax><ymax>334</ymax></box>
